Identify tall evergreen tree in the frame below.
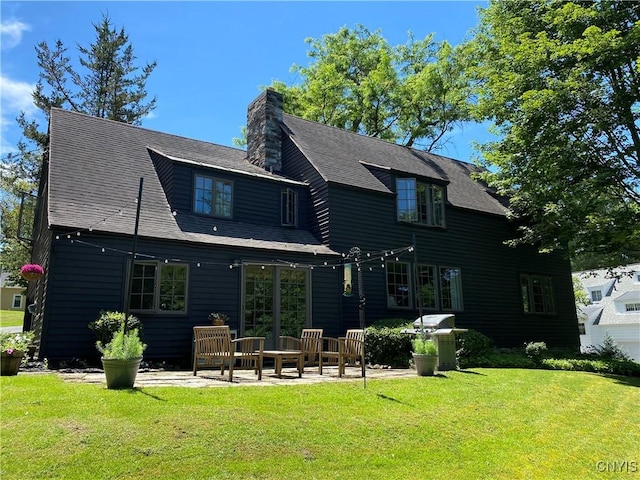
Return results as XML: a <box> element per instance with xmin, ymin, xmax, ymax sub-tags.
<box><xmin>0</xmin><ymin>14</ymin><xmax>157</xmax><ymax>283</ymax></box>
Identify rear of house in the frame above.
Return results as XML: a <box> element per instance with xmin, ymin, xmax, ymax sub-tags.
<box><xmin>26</xmin><ymin>90</ymin><xmax>579</xmax><ymax>363</ymax></box>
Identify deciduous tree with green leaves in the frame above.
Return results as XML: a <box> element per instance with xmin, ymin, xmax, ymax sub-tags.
<box><xmin>466</xmin><ymin>0</ymin><xmax>640</xmax><ymax>268</ymax></box>
<box><xmin>0</xmin><ymin>14</ymin><xmax>156</xmax><ymax>283</ymax></box>
<box><xmin>264</xmin><ymin>25</ymin><xmax>473</xmax><ymax>152</ymax></box>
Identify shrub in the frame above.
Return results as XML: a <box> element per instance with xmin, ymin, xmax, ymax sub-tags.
<box><xmin>365</xmin><ymin>326</ymin><xmax>412</xmax><ymax>368</ymax></box>
<box><xmin>370</xmin><ymin>318</ymin><xmax>413</xmax><ymax>329</ymax></box>
<box><xmin>459</xmin><ymin>351</ymin><xmax>537</xmax><ymax>369</ymax></box>
<box><xmin>585</xmin><ymin>333</ymin><xmax>631</xmax><ymax>361</ymax></box>
<box><xmin>456</xmin><ymin>329</ymin><xmax>493</xmax><ymax>358</ymax></box>
<box><xmin>525</xmin><ymin>341</ymin><xmax>548</xmax><ymax>364</ymax></box>
<box><xmin>89</xmin><ymin>311</ymin><xmax>142</xmax><ymax>345</ymax></box>
<box><xmin>541</xmin><ymin>358</ymin><xmax>640</xmax><ymax>377</ymax></box>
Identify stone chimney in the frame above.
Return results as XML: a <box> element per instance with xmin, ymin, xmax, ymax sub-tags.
<box><xmin>247</xmin><ymin>88</ymin><xmax>283</xmax><ymax>173</ymax></box>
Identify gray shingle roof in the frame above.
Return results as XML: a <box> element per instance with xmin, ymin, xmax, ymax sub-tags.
<box><xmin>282</xmin><ymin>114</ymin><xmax>509</xmax><ymax>216</ymax></box>
<box><xmin>47</xmin><ymin>108</ymin><xmax>336</xmax><ymax>256</ymax></box>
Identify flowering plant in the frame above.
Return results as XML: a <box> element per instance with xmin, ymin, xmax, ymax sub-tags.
<box><xmin>208</xmin><ymin>312</ymin><xmax>229</xmax><ymax>324</ymax></box>
<box><xmin>20</xmin><ymin>264</ymin><xmax>44</xmax><ymax>281</ymax></box>
<box><xmin>0</xmin><ymin>331</ymin><xmax>35</xmax><ymax>355</ymax></box>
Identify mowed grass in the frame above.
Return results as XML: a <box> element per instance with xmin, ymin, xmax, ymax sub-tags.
<box><xmin>2</xmin><ymin>369</ymin><xmax>639</xmax><ymax>480</ymax></box>
<box><xmin>0</xmin><ymin>310</ymin><xmax>24</xmax><ymax>328</ymax></box>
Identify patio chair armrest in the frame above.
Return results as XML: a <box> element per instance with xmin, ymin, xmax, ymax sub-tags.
<box><xmin>233</xmin><ymin>336</ymin><xmax>265</xmax><ymax>353</ymax></box>
<box><xmin>322</xmin><ymin>336</ymin><xmax>340</xmax><ymax>352</ymax></box>
<box><xmin>279</xmin><ymin>336</ymin><xmax>301</xmax><ymax>350</ymax></box>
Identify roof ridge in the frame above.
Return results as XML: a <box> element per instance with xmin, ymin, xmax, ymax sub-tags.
<box><xmin>50</xmin><ymin>107</ymin><xmax>246</xmax><ymax>155</ymax></box>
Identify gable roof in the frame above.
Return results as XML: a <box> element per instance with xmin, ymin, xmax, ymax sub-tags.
<box><xmin>281</xmin><ymin>114</ymin><xmax>509</xmax><ymax>216</ymax></box>
<box><xmin>47</xmin><ymin>108</ymin><xmax>336</xmax><ymax>256</ymax></box>
<box><xmin>573</xmin><ymin>263</ymin><xmax>640</xmax><ymax>326</ymax></box>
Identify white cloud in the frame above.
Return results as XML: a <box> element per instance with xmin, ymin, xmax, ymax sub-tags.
<box><xmin>0</xmin><ymin>19</ymin><xmax>30</xmax><ymax>49</ymax></box>
<box><xmin>0</xmin><ymin>75</ymin><xmax>37</xmax><ymax>155</ymax></box>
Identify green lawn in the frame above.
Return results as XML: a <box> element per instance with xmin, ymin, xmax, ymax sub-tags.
<box><xmin>2</xmin><ymin>369</ymin><xmax>638</xmax><ymax>479</ymax></box>
<box><xmin>0</xmin><ymin>310</ymin><xmax>24</xmax><ymax>328</ymax></box>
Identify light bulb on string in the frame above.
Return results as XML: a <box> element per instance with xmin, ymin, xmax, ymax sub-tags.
<box><xmin>197</xmin><ymin>263</ymin><xmax>201</xmax><ymax>268</ymax></box>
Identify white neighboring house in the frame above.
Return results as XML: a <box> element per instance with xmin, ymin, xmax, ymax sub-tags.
<box><xmin>574</xmin><ymin>263</ymin><xmax>640</xmax><ymax>362</ymax></box>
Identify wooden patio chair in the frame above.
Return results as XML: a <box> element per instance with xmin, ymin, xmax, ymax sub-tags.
<box><xmin>320</xmin><ymin>329</ymin><xmax>365</xmax><ymax>377</ymax></box>
<box><xmin>279</xmin><ymin>328</ymin><xmax>323</xmax><ymax>370</ymax></box>
<box><xmin>193</xmin><ymin>326</ymin><xmax>264</xmax><ymax>381</ymax></box>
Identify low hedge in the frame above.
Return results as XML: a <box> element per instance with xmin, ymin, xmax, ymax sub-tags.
<box><xmin>364</xmin><ymin>325</ymin><xmax>412</xmax><ymax>368</ymax></box>
<box><xmin>364</xmin><ymin>325</ymin><xmax>640</xmax><ymax>376</ymax></box>
<box><xmin>541</xmin><ymin>358</ymin><xmax>640</xmax><ymax>377</ymax></box>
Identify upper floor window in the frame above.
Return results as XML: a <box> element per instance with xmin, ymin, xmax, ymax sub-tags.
<box><xmin>625</xmin><ymin>303</ymin><xmax>640</xmax><ymax>312</ymax></box>
<box><xmin>591</xmin><ymin>290</ymin><xmax>602</xmax><ymax>303</ymax></box>
<box><xmin>281</xmin><ymin>188</ymin><xmax>297</xmax><ymax>226</ymax></box>
<box><xmin>129</xmin><ymin>261</ymin><xmax>188</xmax><ymax>313</ymax></box>
<box><xmin>396</xmin><ymin>178</ymin><xmax>444</xmax><ymax>227</ymax></box>
<box><xmin>521</xmin><ymin>274</ymin><xmax>555</xmax><ymax>314</ymax></box>
<box><xmin>194</xmin><ymin>174</ymin><xmax>232</xmax><ymax>218</ymax></box>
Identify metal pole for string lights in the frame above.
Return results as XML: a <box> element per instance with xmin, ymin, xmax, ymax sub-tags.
<box><xmin>348</xmin><ymin>246</ymin><xmax>366</xmax><ymax>388</ymax></box>
<box><xmin>349</xmin><ymin>246</ymin><xmax>365</xmax><ymax>329</ymax></box>
<box><xmin>124</xmin><ymin>177</ymin><xmax>144</xmax><ymax>329</ymax></box>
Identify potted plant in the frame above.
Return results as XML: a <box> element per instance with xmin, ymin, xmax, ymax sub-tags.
<box><xmin>412</xmin><ymin>336</ymin><xmax>438</xmax><ymax>376</ymax></box>
<box><xmin>1</xmin><ymin>331</ymin><xmax>35</xmax><ymax>376</ymax></box>
<box><xmin>20</xmin><ymin>264</ymin><xmax>44</xmax><ymax>282</ymax></box>
<box><xmin>208</xmin><ymin>312</ymin><xmax>229</xmax><ymax>326</ymax></box>
<box><xmin>97</xmin><ymin>321</ymin><xmax>146</xmax><ymax>389</ymax></box>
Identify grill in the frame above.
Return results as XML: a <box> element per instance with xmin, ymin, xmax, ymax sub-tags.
<box><xmin>403</xmin><ymin>314</ymin><xmax>468</xmax><ymax>371</ymax></box>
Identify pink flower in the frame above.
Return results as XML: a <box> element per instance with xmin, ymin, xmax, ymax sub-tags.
<box><xmin>6</xmin><ymin>349</ymin><xmax>14</xmax><ymax>355</ymax></box>
<box><xmin>20</xmin><ymin>264</ymin><xmax>44</xmax><ymax>275</ymax></box>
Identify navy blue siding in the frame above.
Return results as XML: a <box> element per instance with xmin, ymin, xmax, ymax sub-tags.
<box><xmin>166</xmin><ymin>161</ymin><xmax>311</xmax><ymax>230</ymax></box>
<box><xmin>324</xmin><ymin>184</ymin><xmax>579</xmax><ymax>348</ymax></box>
<box><xmin>39</xmin><ymin>232</ymin><xmax>341</xmax><ymax>362</ymax></box>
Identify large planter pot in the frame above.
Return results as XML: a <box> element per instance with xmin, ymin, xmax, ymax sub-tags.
<box><xmin>101</xmin><ymin>357</ymin><xmax>142</xmax><ymax>389</ymax></box>
<box><xmin>1</xmin><ymin>352</ymin><xmax>25</xmax><ymax>376</ymax></box>
<box><xmin>413</xmin><ymin>353</ymin><xmax>438</xmax><ymax>376</ymax></box>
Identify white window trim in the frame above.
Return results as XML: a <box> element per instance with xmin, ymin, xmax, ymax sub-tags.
<box><xmin>12</xmin><ymin>294</ymin><xmax>23</xmax><ymax>309</ymax></box>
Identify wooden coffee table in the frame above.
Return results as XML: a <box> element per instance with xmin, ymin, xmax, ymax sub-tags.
<box><xmin>262</xmin><ymin>350</ymin><xmax>303</xmax><ymax>378</ymax></box>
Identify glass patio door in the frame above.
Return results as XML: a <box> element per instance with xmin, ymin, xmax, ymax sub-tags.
<box><xmin>243</xmin><ymin>265</ymin><xmax>309</xmax><ymax>349</ymax></box>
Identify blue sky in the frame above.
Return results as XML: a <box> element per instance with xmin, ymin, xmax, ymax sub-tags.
<box><xmin>1</xmin><ymin>1</ymin><xmax>490</xmax><ymax>162</ymax></box>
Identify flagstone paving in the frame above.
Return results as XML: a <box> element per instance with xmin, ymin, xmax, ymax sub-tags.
<box><xmin>51</xmin><ymin>366</ymin><xmax>417</xmax><ymax>388</ymax></box>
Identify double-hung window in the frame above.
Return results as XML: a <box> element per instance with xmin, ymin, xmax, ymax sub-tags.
<box><xmin>194</xmin><ymin>174</ymin><xmax>232</xmax><ymax>218</ymax></box>
<box><xmin>396</xmin><ymin>178</ymin><xmax>445</xmax><ymax>226</ymax></box>
<box><xmin>129</xmin><ymin>261</ymin><xmax>188</xmax><ymax>313</ymax></box>
<box><xmin>440</xmin><ymin>267</ymin><xmax>463</xmax><ymax>310</ymax></box>
<box><xmin>281</xmin><ymin>188</ymin><xmax>297</xmax><ymax>226</ymax></box>
<box><xmin>386</xmin><ymin>262</ymin><xmax>411</xmax><ymax>308</ymax></box>
<box><xmin>520</xmin><ymin>274</ymin><xmax>555</xmax><ymax>314</ymax></box>
<box><xmin>387</xmin><ymin>262</ymin><xmax>463</xmax><ymax>310</ymax></box>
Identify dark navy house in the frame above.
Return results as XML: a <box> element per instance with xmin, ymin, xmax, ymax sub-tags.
<box><xmin>28</xmin><ymin>90</ymin><xmax>579</xmax><ymax>362</ymax></box>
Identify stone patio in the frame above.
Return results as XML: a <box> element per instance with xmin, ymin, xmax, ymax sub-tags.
<box><xmin>55</xmin><ymin>365</ymin><xmax>416</xmax><ymax>388</ymax></box>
